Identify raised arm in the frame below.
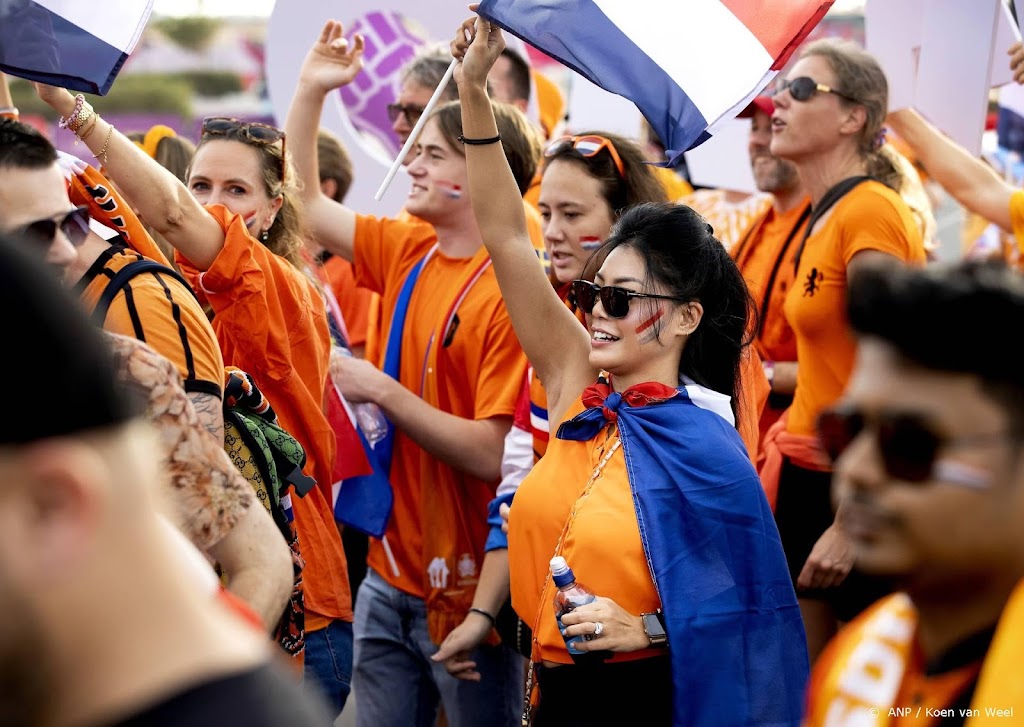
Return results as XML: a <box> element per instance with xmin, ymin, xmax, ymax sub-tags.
<box><xmin>33</xmin><ymin>84</ymin><xmax>226</xmax><ymax>269</ymax></box>
<box><xmin>284</xmin><ymin>20</ymin><xmax>364</xmax><ymax>262</ymax></box>
<box><xmin>452</xmin><ymin>15</ymin><xmax>593</xmax><ymax>414</ymax></box>
<box><xmin>887</xmin><ymin>108</ymin><xmax>1015</xmax><ymax>232</ymax></box>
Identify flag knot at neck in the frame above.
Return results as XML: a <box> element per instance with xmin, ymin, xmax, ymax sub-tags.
<box><xmin>559</xmin><ymin>374</ymin><xmax>678</xmax><ymax>441</ymax></box>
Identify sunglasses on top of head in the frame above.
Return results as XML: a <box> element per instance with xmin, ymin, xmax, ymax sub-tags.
<box><xmin>544</xmin><ymin>134</ymin><xmax>627</xmax><ymax>179</ymax></box>
<box><xmin>816</xmin><ymin>405</ymin><xmax>1010</xmax><ymax>490</ymax></box>
<box><xmin>16</xmin><ymin>205</ymin><xmax>91</xmax><ymax>249</ymax></box>
<box><xmin>569</xmin><ymin>279</ymin><xmax>685</xmax><ymax>319</ymax></box>
<box><xmin>201</xmin><ymin>116</ymin><xmax>287</xmax><ymax>181</ymax></box>
<box><xmin>772</xmin><ymin>77</ymin><xmax>859</xmax><ymax>105</ymax></box>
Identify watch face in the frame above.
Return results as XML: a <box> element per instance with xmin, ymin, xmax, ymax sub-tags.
<box><xmin>644</xmin><ymin>613</ymin><xmax>667</xmax><ymax>642</ymax></box>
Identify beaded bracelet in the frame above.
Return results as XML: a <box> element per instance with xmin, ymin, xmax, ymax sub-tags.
<box><xmin>59</xmin><ymin>93</ymin><xmax>86</xmax><ymax>130</ymax></box>
<box><xmin>0</xmin><ymin>106</ymin><xmax>18</xmax><ymax>119</ymax></box>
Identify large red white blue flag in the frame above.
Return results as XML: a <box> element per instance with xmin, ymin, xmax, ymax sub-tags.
<box><xmin>0</xmin><ymin>0</ymin><xmax>153</xmax><ymax>95</ymax></box>
<box><xmin>477</xmin><ymin>0</ymin><xmax>833</xmax><ymax>166</ymax></box>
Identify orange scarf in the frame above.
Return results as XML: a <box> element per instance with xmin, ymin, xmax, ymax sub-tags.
<box><xmin>418</xmin><ymin>246</ymin><xmax>501</xmax><ymax>645</ymax></box>
<box><xmin>757</xmin><ymin>409</ymin><xmax>831</xmax><ymax>511</ymax></box>
<box><xmin>805</xmin><ymin>585</ymin><xmax>1024</xmax><ymax>726</ymax></box>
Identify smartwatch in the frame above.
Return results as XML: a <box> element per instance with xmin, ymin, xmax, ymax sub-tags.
<box><xmin>641</xmin><ymin>611</ymin><xmax>668</xmax><ymax>647</ymax></box>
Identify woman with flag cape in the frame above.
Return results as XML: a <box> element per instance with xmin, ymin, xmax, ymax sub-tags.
<box><xmin>452</xmin><ymin>13</ymin><xmax>808</xmax><ymax>726</ymax></box>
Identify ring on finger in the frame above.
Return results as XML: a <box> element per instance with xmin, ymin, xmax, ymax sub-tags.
<box><xmin>593</xmin><ymin>621</ymin><xmax>604</xmax><ymax>637</ymax></box>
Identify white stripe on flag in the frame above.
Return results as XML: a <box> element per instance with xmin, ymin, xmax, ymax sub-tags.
<box><xmin>34</xmin><ymin>0</ymin><xmax>153</xmax><ymax>53</ymax></box>
<box><xmin>592</xmin><ymin>0</ymin><xmax>772</xmax><ymax>122</ymax></box>
<box><xmin>530</xmin><ymin>411</ymin><xmax>549</xmax><ymax>433</ymax></box>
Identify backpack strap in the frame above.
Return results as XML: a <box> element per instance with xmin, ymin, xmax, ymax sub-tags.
<box><xmin>92</xmin><ymin>258</ymin><xmax>196</xmax><ymax>325</ymax></box>
<box><xmin>791</xmin><ymin>175</ymin><xmax>874</xmax><ymax>277</ymax></box>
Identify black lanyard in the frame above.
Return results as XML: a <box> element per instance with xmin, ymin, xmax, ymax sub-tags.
<box><xmin>756</xmin><ymin>202</ymin><xmax>812</xmax><ymax>338</ymax></box>
<box><xmin>791</xmin><ymin>176</ymin><xmax>874</xmax><ymax>277</ymax></box>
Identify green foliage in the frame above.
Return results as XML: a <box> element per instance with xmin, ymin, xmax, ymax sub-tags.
<box><xmin>7</xmin><ymin>68</ymin><xmax>245</xmax><ymax>119</ymax></box>
<box><xmin>177</xmin><ymin>71</ymin><xmax>244</xmax><ymax>97</ymax></box>
<box><xmin>154</xmin><ymin>16</ymin><xmax>219</xmax><ymax>51</ymax></box>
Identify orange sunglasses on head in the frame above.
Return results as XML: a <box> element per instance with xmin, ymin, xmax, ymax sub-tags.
<box><xmin>544</xmin><ymin>134</ymin><xmax>626</xmax><ymax>179</ymax></box>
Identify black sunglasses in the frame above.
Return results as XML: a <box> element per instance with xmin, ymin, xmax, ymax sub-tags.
<box><xmin>816</xmin><ymin>405</ymin><xmax>1006</xmax><ymax>489</ymax></box>
<box><xmin>569</xmin><ymin>279</ymin><xmax>686</xmax><ymax>319</ymax></box>
<box><xmin>773</xmin><ymin>76</ymin><xmax>859</xmax><ymax>105</ymax></box>
<box><xmin>17</xmin><ymin>205</ymin><xmax>91</xmax><ymax>248</ymax></box>
<box><xmin>386</xmin><ymin>103</ymin><xmax>426</xmax><ymax>125</ymax></box>
<box><xmin>201</xmin><ymin>116</ymin><xmax>287</xmax><ymax>182</ymax></box>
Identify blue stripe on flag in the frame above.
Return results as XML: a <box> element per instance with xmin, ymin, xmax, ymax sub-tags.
<box><xmin>478</xmin><ymin>0</ymin><xmax>709</xmax><ymax>165</ymax></box>
<box><xmin>0</xmin><ymin>1</ymin><xmax>130</xmax><ymax>95</ymax></box>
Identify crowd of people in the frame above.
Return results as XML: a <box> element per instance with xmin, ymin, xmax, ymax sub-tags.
<box><xmin>3</xmin><ymin>8</ymin><xmax>1024</xmax><ymax>727</ymax></box>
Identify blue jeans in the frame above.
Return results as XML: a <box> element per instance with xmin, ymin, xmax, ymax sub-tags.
<box><xmin>304</xmin><ymin>618</ymin><xmax>354</xmax><ymax>718</ymax></box>
<box><xmin>353</xmin><ymin>569</ymin><xmax>524</xmax><ymax>727</ymax></box>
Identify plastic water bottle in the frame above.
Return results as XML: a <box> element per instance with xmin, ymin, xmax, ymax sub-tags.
<box><xmin>550</xmin><ymin>556</ymin><xmax>607</xmax><ymax>664</ymax></box>
<box><xmin>329</xmin><ymin>345</ymin><xmax>389</xmax><ymax>448</ymax></box>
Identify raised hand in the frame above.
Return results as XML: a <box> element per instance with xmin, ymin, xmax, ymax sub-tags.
<box><xmin>32</xmin><ymin>81</ymin><xmax>76</xmax><ymax>116</ymax></box>
<box><xmin>451</xmin><ymin>10</ymin><xmax>505</xmax><ymax>90</ymax></box>
<box><xmin>298</xmin><ymin>19</ymin><xmax>366</xmax><ymax>94</ymax></box>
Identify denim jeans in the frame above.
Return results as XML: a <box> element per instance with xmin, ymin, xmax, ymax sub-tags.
<box><xmin>304</xmin><ymin>618</ymin><xmax>354</xmax><ymax>718</ymax></box>
<box><xmin>353</xmin><ymin>569</ymin><xmax>524</xmax><ymax>727</ymax></box>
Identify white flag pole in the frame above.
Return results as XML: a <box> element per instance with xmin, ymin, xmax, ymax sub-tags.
<box><xmin>374</xmin><ymin>58</ymin><xmax>459</xmax><ymax>201</ymax></box>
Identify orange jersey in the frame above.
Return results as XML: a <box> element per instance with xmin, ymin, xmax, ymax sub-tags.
<box><xmin>732</xmin><ymin>200</ymin><xmax>812</xmax><ymax>364</ymax></box>
<box><xmin>784</xmin><ymin>182</ymin><xmax>926</xmax><ymax>437</ymax></box>
<box><xmin>353</xmin><ymin>215</ymin><xmax>527</xmax><ymax>621</ymax></box>
<box><xmin>804</xmin><ymin>594</ymin><xmax>996</xmax><ymax>727</ymax></box>
<box><xmin>508</xmin><ymin>399</ymin><xmax>662</xmax><ymax>666</ymax></box>
<box><xmin>177</xmin><ymin>205</ymin><xmax>351</xmax><ymax>625</ymax></box>
<box><xmin>78</xmin><ymin>243</ymin><xmax>225</xmax><ymax>399</ymax></box>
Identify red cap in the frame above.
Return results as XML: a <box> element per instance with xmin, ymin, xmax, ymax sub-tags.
<box><xmin>737</xmin><ymin>95</ymin><xmax>775</xmax><ymax>119</ymax></box>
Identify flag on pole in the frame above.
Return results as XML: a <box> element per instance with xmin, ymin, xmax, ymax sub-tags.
<box><xmin>0</xmin><ymin>0</ymin><xmax>154</xmax><ymax>95</ymax></box>
<box><xmin>477</xmin><ymin>0</ymin><xmax>834</xmax><ymax>166</ymax></box>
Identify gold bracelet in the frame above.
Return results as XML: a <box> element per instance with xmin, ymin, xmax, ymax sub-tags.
<box><xmin>78</xmin><ymin>113</ymin><xmax>100</xmax><ymax>141</ymax></box>
<box><xmin>94</xmin><ymin>123</ymin><xmax>114</xmax><ymax>167</ymax></box>
<box><xmin>68</xmin><ymin>101</ymin><xmax>95</xmax><ymax>134</ymax></box>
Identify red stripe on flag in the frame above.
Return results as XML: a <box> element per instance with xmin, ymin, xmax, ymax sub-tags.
<box><xmin>325</xmin><ymin>380</ymin><xmax>374</xmax><ymax>483</ymax></box>
<box><xmin>718</xmin><ymin>1</ymin><xmax>835</xmax><ymax>69</ymax></box>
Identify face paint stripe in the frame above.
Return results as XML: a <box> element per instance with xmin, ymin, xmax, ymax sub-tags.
<box><xmin>579</xmin><ymin>236</ymin><xmax>602</xmax><ymax>251</ymax></box>
<box><xmin>436</xmin><ymin>181</ymin><xmax>462</xmax><ymax>199</ymax></box>
<box><xmin>635</xmin><ymin>306</ymin><xmax>665</xmax><ymax>335</ymax></box>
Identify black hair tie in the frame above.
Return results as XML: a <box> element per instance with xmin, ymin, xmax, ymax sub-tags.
<box><xmin>458</xmin><ymin>133</ymin><xmax>502</xmax><ymax>145</ymax></box>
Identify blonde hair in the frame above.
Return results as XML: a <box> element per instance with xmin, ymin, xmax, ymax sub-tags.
<box><xmin>800</xmin><ymin>38</ymin><xmax>903</xmax><ymax>192</ymax></box>
<box><xmin>885</xmin><ymin>144</ymin><xmax>937</xmax><ymax>253</ymax></box>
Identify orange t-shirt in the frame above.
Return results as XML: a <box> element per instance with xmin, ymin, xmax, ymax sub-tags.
<box><xmin>354</xmin><ymin>214</ymin><xmax>527</xmax><ymax>599</ymax></box>
<box><xmin>508</xmin><ymin>399</ymin><xmax>662</xmax><ymax>666</ymax></box>
<box><xmin>322</xmin><ymin>255</ymin><xmax>375</xmax><ymax>350</ymax></box>
<box><xmin>784</xmin><ymin>182</ymin><xmax>926</xmax><ymax>437</ymax></box>
<box><xmin>177</xmin><ymin>205</ymin><xmax>352</xmax><ymax>626</ymax></box>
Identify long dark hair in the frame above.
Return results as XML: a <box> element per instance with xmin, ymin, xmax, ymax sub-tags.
<box><xmin>583</xmin><ymin>202</ymin><xmax>755</xmax><ymax>413</ymax></box>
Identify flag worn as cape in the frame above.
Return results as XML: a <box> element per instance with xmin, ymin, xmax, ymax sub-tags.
<box><xmin>557</xmin><ymin>380</ymin><xmax>809</xmax><ymax>726</ymax></box>
<box><xmin>477</xmin><ymin>0</ymin><xmax>833</xmax><ymax>166</ymax></box>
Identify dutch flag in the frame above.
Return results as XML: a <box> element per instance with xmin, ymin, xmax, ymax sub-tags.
<box><xmin>477</xmin><ymin>0</ymin><xmax>833</xmax><ymax>166</ymax></box>
<box><xmin>0</xmin><ymin>0</ymin><xmax>153</xmax><ymax>95</ymax></box>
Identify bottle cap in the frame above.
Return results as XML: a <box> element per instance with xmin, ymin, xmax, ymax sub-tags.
<box><xmin>550</xmin><ymin>556</ymin><xmax>575</xmax><ymax>587</ymax></box>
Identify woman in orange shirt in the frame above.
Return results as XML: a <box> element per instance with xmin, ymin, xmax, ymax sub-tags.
<box><xmin>453</xmin><ymin>17</ymin><xmax>806</xmax><ymax>726</ymax></box>
<box><xmin>763</xmin><ymin>38</ymin><xmax>928</xmax><ymax>662</ymax></box>
<box><xmin>34</xmin><ymin>85</ymin><xmax>354</xmax><ymax>716</ymax></box>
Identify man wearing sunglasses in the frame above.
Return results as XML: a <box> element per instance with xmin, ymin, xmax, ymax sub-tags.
<box><xmin>804</xmin><ymin>259</ymin><xmax>1024</xmax><ymax>725</ymax></box>
<box><xmin>731</xmin><ymin>95</ymin><xmax>811</xmax><ymax>446</ymax></box>
<box><xmin>0</xmin><ymin>117</ymin><xmax>293</xmax><ymax>632</ymax></box>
